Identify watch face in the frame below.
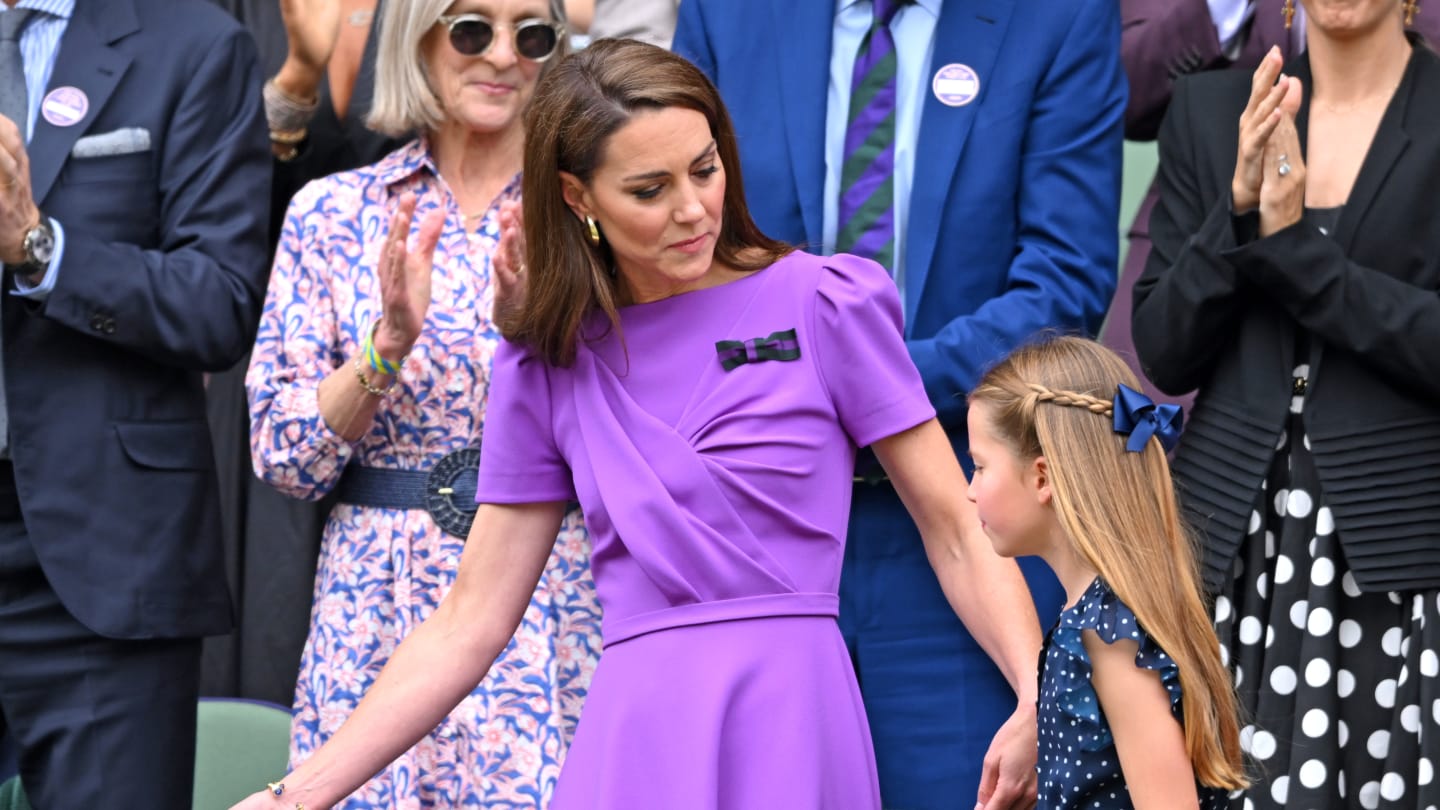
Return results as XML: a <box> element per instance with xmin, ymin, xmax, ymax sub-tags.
<box><xmin>25</xmin><ymin>222</ymin><xmax>54</xmax><ymax>265</ymax></box>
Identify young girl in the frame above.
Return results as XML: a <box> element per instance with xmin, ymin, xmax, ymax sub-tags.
<box><xmin>966</xmin><ymin>336</ymin><xmax>1247</xmax><ymax>809</ymax></box>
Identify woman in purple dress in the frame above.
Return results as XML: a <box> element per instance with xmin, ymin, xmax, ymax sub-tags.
<box><xmin>233</xmin><ymin>39</ymin><xmax>1044</xmax><ymax>810</ymax></box>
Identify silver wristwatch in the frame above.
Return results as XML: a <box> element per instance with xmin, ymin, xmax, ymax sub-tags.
<box><xmin>19</xmin><ymin>217</ymin><xmax>56</xmax><ymax>270</ymax></box>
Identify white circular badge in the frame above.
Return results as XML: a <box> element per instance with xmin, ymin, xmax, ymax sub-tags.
<box><xmin>932</xmin><ymin>63</ymin><xmax>980</xmax><ymax>107</ymax></box>
<box><xmin>41</xmin><ymin>87</ymin><xmax>89</xmax><ymax>127</ymax></box>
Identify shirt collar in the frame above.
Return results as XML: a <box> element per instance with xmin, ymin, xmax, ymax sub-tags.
<box><xmin>836</xmin><ymin>0</ymin><xmax>942</xmax><ymax>18</ymax></box>
<box><xmin>373</xmin><ymin>137</ymin><xmax>438</xmax><ymax>188</ymax></box>
<box><xmin>8</xmin><ymin>0</ymin><xmax>76</xmax><ymax>19</ymax></box>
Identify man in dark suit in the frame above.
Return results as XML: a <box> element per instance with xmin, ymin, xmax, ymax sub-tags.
<box><xmin>674</xmin><ymin>1</ymin><xmax>1124</xmax><ymax>806</ymax></box>
<box><xmin>0</xmin><ymin>0</ymin><xmax>270</xmax><ymax>805</ymax></box>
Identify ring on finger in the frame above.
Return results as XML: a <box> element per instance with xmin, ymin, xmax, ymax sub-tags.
<box><xmin>1278</xmin><ymin>161</ymin><xmax>1293</xmax><ymax>177</ymax></box>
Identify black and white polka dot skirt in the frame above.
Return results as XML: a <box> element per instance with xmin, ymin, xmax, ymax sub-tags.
<box><xmin>1215</xmin><ymin>402</ymin><xmax>1440</xmax><ymax>809</ymax></box>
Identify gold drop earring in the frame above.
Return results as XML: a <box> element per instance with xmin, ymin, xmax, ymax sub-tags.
<box><xmin>1404</xmin><ymin>0</ymin><xmax>1420</xmax><ymax>27</ymax></box>
<box><xmin>1283</xmin><ymin>0</ymin><xmax>1296</xmax><ymax>29</ymax></box>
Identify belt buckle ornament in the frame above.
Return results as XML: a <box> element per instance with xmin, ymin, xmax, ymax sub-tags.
<box><xmin>425</xmin><ymin>447</ymin><xmax>481</xmax><ymax>539</ymax></box>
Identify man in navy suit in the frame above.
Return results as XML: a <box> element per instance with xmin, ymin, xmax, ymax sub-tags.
<box><xmin>675</xmin><ymin>2</ymin><xmax>1124</xmax><ymax>807</ymax></box>
<box><xmin>0</xmin><ymin>0</ymin><xmax>269</xmax><ymax>805</ymax></box>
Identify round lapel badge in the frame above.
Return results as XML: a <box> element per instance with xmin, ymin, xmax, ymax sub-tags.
<box><xmin>41</xmin><ymin>87</ymin><xmax>89</xmax><ymax>127</ymax></box>
<box><xmin>932</xmin><ymin>63</ymin><xmax>981</xmax><ymax>107</ymax></box>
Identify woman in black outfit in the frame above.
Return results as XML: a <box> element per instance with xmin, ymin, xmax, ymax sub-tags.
<box><xmin>1133</xmin><ymin>1</ymin><xmax>1440</xmax><ymax>806</ymax></box>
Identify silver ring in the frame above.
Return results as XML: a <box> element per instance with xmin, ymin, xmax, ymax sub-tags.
<box><xmin>1277</xmin><ymin>153</ymin><xmax>1289</xmax><ymax>162</ymax></box>
<box><xmin>1278</xmin><ymin>161</ymin><xmax>1292</xmax><ymax>177</ymax></box>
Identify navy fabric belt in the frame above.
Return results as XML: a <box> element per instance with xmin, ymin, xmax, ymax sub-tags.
<box><xmin>334</xmin><ymin>448</ymin><xmax>480</xmax><ymax>538</ymax></box>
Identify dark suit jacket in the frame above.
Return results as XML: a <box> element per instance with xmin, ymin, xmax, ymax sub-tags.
<box><xmin>5</xmin><ymin>0</ymin><xmax>271</xmax><ymax>639</ymax></box>
<box><xmin>674</xmin><ymin>0</ymin><xmax>1125</xmax><ymax>437</ymax></box>
<box><xmin>1133</xmin><ymin>43</ymin><xmax>1440</xmax><ymax>593</ymax></box>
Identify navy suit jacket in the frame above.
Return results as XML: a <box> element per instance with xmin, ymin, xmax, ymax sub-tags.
<box><xmin>4</xmin><ymin>0</ymin><xmax>271</xmax><ymax>639</ymax></box>
<box><xmin>674</xmin><ymin>0</ymin><xmax>1125</xmax><ymax>437</ymax></box>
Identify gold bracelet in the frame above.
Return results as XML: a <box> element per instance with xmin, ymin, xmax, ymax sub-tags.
<box><xmin>353</xmin><ymin>355</ymin><xmax>395</xmax><ymax>396</ymax></box>
<box><xmin>269</xmin><ymin>127</ymin><xmax>309</xmax><ymax>145</ymax></box>
<box><xmin>264</xmin><ymin>780</ymin><xmax>305</xmax><ymax>809</ymax></box>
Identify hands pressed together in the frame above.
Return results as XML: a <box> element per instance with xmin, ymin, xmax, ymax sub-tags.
<box><xmin>1232</xmin><ymin>46</ymin><xmax>1306</xmax><ymax>237</ymax></box>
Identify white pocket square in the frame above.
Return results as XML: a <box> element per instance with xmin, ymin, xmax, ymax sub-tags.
<box><xmin>71</xmin><ymin>127</ymin><xmax>151</xmax><ymax>158</ymax></box>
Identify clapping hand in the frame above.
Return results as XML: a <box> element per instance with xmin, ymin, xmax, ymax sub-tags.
<box><xmin>372</xmin><ymin>193</ymin><xmax>444</xmax><ymax>364</ymax></box>
<box><xmin>1232</xmin><ymin>47</ymin><xmax>1294</xmax><ymax>213</ymax></box>
<box><xmin>1258</xmin><ymin>71</ymin><xmax>1305</xmax><ymax>237</ymax></box>
<box><xmin>279</xmin><ymin>0</ymin><xmax>345</xmax><ymax>87</ymax></box>
<box><xmin>492</xmin><ymin>199</ymin><xmax>528</xmax><ymax>325</ymax></box>
<box><xmin>0</xmin><ymin>115</ymin><xmax>40</xmax><ymax>269</ymax></box>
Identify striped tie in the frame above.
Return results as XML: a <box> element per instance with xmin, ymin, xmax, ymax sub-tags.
<box><xmin>836</xmin><ymin>0</ymin><xmax>901</xmax><ymax>270</ymax></box>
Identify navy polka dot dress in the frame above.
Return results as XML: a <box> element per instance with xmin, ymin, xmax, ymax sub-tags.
<box><xmin>1037</xmin><ymin>577</ymin><xmax>1228</xmax><ymax>809</ymax></box>
<box><xmin>1213</xmin><ymin>208</ymin><xmax>1440</xmax><ymax>810</ymax></box>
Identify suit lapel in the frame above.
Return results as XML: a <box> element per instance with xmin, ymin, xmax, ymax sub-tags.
<box><xmin>770</xmin><ymin>0</ymin><xmax>833</xmax><ymax>249</ymax></box>
<box><xmin>1333</xmin><ymin>47</ymin><xmax>1425</xmax><ymax>251</ymax></box>
<box><xmin>30</xmin><ymin>0</ymin><xmax>137</xmax><ymax>205</ymax></box>
<box><xmin>904</xmin><ymin>0</ymin><xmax>1013</xmax><ymax>323</ymax></box>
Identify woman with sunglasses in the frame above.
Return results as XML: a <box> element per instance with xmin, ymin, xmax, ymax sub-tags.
<box><xmin>234</xmin><ymin>37</ymin><xmax>1043</xmax><ymax>810</ymax></box>
<box><xmin>242</xmin><ymin>2</ymin><xmax>598</xmax><ymax>809</ymax></box>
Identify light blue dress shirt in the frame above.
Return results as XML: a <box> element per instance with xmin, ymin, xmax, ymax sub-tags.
<box><xmin>2</xmin><ymin>0</ymin><xmax>73</xmax><ymax>300</ymax></box>
<box><xmin>823</xmin><ymin>0</ymin><xmax>939</xmax><ymax>299</ymax></box>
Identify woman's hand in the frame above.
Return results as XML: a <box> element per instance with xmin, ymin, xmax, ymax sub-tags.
<box><xmin>1232</xmin><ymin>47</ymin><xmax>1291</xmax><ymax>213</ymax></box>
<box><xmin>977</xmin><ymin>702</ymin><xmax>1039</xmax><ymax>809</ymax></box>
<box><xmin>373</xmin><ymin>193</ymin><xmax>445</xmax><ymax>363</ymax></box>
<box><xmin>276</xmin><ymin>0</ymin><xmax>345</xmax><ymax>99</ymax></box>
<box><xmin>492</xmin><ymin>199</ymin><xmax>528</xmax><ymax>324</ymax></box>
<box><xmin>228</xmin><ymin>790</ymin><xmax>317</xmax><ymax>810</ymax></box>
<box><xmin>1259</xmin><ymin>77</ymin><xmax>1306</xmax><ymax>237</ymax></box>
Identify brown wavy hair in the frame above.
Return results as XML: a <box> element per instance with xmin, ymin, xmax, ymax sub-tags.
<box><xmin>502</xmin><ymin>38</ymin><xmax>792</xmax><ymax>366</ymax></box>
<box><xmin>969</xmin><ymin>336</ymin><xmax>1247</xmax><ymax>790</ymax></box>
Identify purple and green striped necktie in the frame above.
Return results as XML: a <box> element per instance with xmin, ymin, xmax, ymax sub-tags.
<box><xmin>836</xmin><ymin>0</ymin><xmax>902</xmax><ymax>272</ymax></box>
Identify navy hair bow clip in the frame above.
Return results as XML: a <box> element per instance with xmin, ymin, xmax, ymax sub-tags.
<box><xmin>1112</xmin><ymin>383</ymin><xmax>1184</xmax><ymax>453</ymax></box>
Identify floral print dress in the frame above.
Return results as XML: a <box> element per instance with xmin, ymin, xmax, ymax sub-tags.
<box><xmin>246</xmin><ymin>139</ymin><xmax>602</xmax><ymax>809</ymax></box>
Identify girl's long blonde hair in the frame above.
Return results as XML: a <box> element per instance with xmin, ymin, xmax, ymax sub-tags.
<box><xmin>970</xmin><ymin>335</ymin><xmax>1246</xmax><ymax>790</ymax></box>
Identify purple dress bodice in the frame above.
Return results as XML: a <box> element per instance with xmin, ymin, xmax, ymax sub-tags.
<box><xmin>478</xmin><ymin>251</ymin><xmax>935</xmax><ymax>644</ymax></box>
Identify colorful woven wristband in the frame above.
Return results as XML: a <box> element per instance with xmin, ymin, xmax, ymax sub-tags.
<box><xmin>363</xmin><ymin>320</ymin><xmax>404</xmax><ymax>377</ymax></box>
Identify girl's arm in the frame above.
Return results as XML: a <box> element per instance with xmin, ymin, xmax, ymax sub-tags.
<box><xmin>874</xmin><ymin>418</ymin><xmax>1043</xmax><ymax>810</ymax></box>
<box><xmin>228</xmin><ymin>500</ymin><xmax>567</xmax><ymax>810</ymax></box>
<box><xmin>1084</xmin><ymin>632</ymin><xmax>1201</xmax><ymax>808</ymax></box>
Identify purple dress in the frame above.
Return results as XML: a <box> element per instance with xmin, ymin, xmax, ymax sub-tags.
<box><xmin>477</xmin><ymin>251</ymin><xmax>935</xmax><ymax>808</ymax></box>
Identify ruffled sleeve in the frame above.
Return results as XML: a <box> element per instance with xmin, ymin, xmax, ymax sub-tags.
<box><xmin>245</xmin><ymin>178</ymin><xmax>361</xmax><ymax>501</ymax></box>
<box><xmin>1085</xmin><ymin>581</ymin><xmax>1184</xmax><ymax>716</ymax></box>
<box><xmin>1064</xmin><ymin>579</ymin><xmax>1185</xmax><ymax>721</ymax></box>
<box><xmin>810</xmin><ymin>253</ymin><xmax>935</xmax><ymax>447</ymax></box>
<box><xmin>475</xmin><ymin>338</ymin><xmax>575</xmax><ymax>503</ymax></box>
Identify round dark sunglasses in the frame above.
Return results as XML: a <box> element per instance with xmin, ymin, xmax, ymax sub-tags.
<box><xmin>436</xmin><ymin>14</ymin><xmax>564</xmax><ymax>62</ymax></box>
